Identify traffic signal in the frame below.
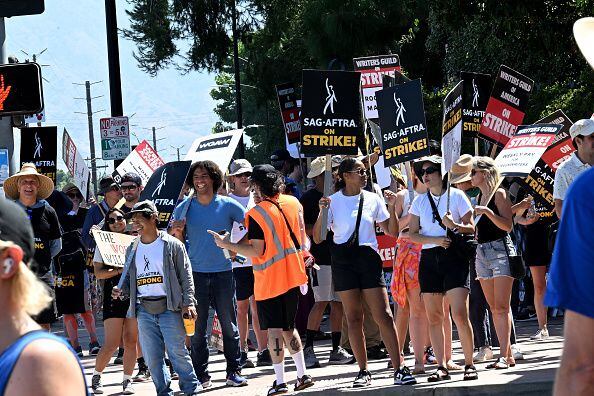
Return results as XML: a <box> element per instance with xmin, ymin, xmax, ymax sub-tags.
<box><xmin>0</xmin><ymin>63</ymin><xmax>44</xmax><ymax>116</ymax></box>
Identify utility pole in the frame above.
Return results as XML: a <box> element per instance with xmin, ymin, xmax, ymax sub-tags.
<box><xmin>171</xmin><ymin>145</ymin><xmax>184</xmax><ymax>161</ymax></box>
<box><xmin>231</xmin><ymin>0</ymin><xmax>245</xmax><ymax>158</ymax></box>
<box><xmin>74</xmin><ymin>81</ymin><xmax>104</xmax><ymax>196</ymax></box>
<box><xmin>150</xmin><ymin>126</ymin><xmax>165</xmax><ymax>153</ymax></box>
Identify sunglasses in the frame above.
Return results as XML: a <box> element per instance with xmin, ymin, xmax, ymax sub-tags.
<box><xmin>419</xmin><ymin>166</ymin><xmax>440</xmax><ymax>176</ymax></box>
<box><xmin>107</xmin><ymin>215</ymin><xmax>125</xmax><ymax>224</ymax></box>
<box><xmin>121</xmin><ymin>184</ymin><xmax>138</xmax><ymax>191</ymax></box>
<box><xmin>235</xmin><ymin>172</ymin><xmax>252</xmax><ymax>178</ymax></box>
<box><xmin>67</xmin><ymin>192</ymin><xmax>82</xmax><ymax>199</ymax></box>
<box><xmin>346</xmin><ymin>169</ymin><xmax>367</xmax><ymax>177</ymax></box>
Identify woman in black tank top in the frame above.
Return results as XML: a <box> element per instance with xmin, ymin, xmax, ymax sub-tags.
<box><xmin>471</xmin><ymin>157</ymin><xmax>516</xmax><ymax>369</ymax></box>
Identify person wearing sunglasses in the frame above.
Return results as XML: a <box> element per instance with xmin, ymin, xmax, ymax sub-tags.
<box><xmin>471</xmin><ymin>156</ymin><xmax>516</xmax><ymax>370</ymax></box>
<box><xmin>408</xmin><ymin>155</ymin><xmax>478</xmax><ymax>382</ymax></box>
<box><xmin>91</xmin><ymin>208</ymin><xmax>139</xmax><ymax>395</ymax></box>
<box><xmin>120</xmin><ymin>173</ymin><xmax>144</xmax><ymax>212</ymax></box>
<box><xmin>56</xmin><ymin>184</ymin><xmax>101</xmax><ymax>358</ymax></box>
<box><xmin>82</xmin><ymin>176</ymin><xmax>123</xmax><ymax>251</ymax></box>
<box><xmin>227</xmin><ymin>159</ymin><xmax>271</xmax><ymax>368</ymax></box>
<box><xmin>314</xmin><ymin>157</ymin><xmax>416</xmax><ymax>387</ymax></box>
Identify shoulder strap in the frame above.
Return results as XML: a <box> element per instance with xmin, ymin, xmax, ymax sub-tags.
<box><xmin>427</xmin><ymin>192</ymin><xmax>447</xmax><ymax>231</ymax></box>
<box><xmin>117</xmin><ymin>236</ymin><xmax>141</xmax><ymax>289</ymax></box>
<box><xmin>351</xmin><ymin>192</ymin><xmax>365</xmax><ymax>244</ymax></box>
<box><xmin>264</xmin><ymin>198</ymin><xmax>301</xmax><ymax>250</ymax></box>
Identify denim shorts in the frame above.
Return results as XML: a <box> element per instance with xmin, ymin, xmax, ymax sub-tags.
<box><xmin>475</xmin><ymin>237</ymin><xmax>516</xmax><ymax>280</ymax></box>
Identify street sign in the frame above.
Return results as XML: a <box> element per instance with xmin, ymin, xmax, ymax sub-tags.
<box><xmin>0</xmin><ymin>63</ymin><xmax>44</xmax><ymax>116</ymax></box>
<box><xmin>100</xmin><ymin>116</ymin><xmax>131</xmax><ymax>160</ymax></box>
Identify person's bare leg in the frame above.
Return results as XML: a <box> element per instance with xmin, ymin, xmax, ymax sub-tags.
<box><xmin>394</xmin><ymin>299</ymin><xmax>410</xmax><ymax>356</ymax></box>
<box><xmin>407</xmin><ymin>288</ymin><xmax>427</xmax><ymax>373</ymax></box>
<box><xmin>81</xmin><ymin>311</ymin><xmax>99</xmax><ymax>343</ymax></box>
<box><xmin>329</xmin><ymin>301</ymin><xmax>343</xmax><ymax>333</ymax></box>
<box><xmin>122</xmin><ymin>319</ymin><xmax>139</xmax><ymax>376</ymax></box>
<box><xmin>94</xmin><ymin>318</ymin><xmax>125</xmax><ymax>372</ymax></box>
<box><xmin>362</xmin><ymin>287</ymin><xmax>401</xmax><ymax>370</ymax></box>
<box><xmin>423</xmin><ymin>293</ymin><xmax>446</xmax><ymax>367</ymax></box>
<box><xmin>249</xmin><ymin>297</ymin><xmax>268</xmax><ymax>351</ymax></box>
<box><xmin>442</xmin><ymin>297</ymin><xmax>459</xmax><ymax>369</ymax></box>
<box><xmin>446</xmin><ymin>288</ymin><xmax>475</xmax><ymax>366</ymax></box>
<box><xmin>236</xmin><ymin>298</ymin><xmax>250</xmax><ymax>350</ymax></box>
<box><xmin>530</xmin><ymin>266</ymin><xmax>549</xmax><ymax>330</ymax></box>
<box><xmin>481</xmin><ymin>277</ymin><xmax>514</xmax><ymax>364</ymax></box>
<box><xmin>63</xmin><ymin>314</ymin><xmax>80</xmax><ymax>348</ymax></box>
<box><xmin>337</xmin><ymin>289</ymin><xmax>367</xmax><ymax>371</ymax></box>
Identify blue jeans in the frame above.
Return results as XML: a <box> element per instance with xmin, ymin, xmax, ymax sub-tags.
<box><xmin>137</xmin><ymin>305</ymin><xmax>199</xmax><ymax>396</ymax></box>
<box><xmin>191</xmin><ymin>271</ymin><xmax>241</xmax><ymax>377</ymax></box>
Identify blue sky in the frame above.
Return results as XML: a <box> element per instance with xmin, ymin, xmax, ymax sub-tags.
<box><xmin>6</xmin><ymin>0</ymin><xmax>218</xmax><ymax>172</ymax></box>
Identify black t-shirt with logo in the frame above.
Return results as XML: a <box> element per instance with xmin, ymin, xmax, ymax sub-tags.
<box><xmin>300</xmin><ymin>188</ymin><xmax>332</xmax><ymax>266</ymax></box>
<box><xmin>28</xmin><ymin>203</ymin><xmax>62</xmax><ymax>275</ymax></box>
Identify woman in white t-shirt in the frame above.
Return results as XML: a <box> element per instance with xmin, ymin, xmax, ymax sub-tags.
<box><xmin>313</xmin><ymin>157</ymin><xmax>416</xmax><ymax>387</ymax></box>
<box><xmin>409</xmin><ymin>156</ymin><xmax>478</xmax><ymax>382</ymax></box>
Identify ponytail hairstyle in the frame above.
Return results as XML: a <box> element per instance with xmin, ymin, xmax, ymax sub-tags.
<box><xmin>334</xmin><ymin>157</ymin><xmax>358</xmax><ymax>192</ymax></box>
<box><xmin>473</xmin><ymin>156</ymin><xmax>501</xmax><ymax>198</ymax></box>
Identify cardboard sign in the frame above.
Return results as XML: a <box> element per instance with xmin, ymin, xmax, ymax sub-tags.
<box><xmin>276</xmin><ymin>83</ymin><xmax>301</xmax><ymax>144</ymax></box>
<box><xmin>91</xmin><ymin>230</ymin><xmax>136</xmax><ymax>268</ymax></box>
<box><xmin>353</xmin><ymin>54</ymin><xmax>401</xmax><ymax>120</ymax></box>
<box><xmin>376</xmin><ymin>79</ymin><xmax>430</xmax><ymax>166</ymax></box>
<box><xmin>100</xmin><ymin>116</ymin><xmax>131</xmax><ymax>160</ymax></box>
<box><xmin>139</xmin><ymin>161</ymin><xmax>191</xmax><ymax>229</ymax></box>
<box><xmin>461</xmin><ymin>72</ymin><xmax>492</xmax><ymax>138</ymax></box>
<box><xmin>300</xmin><ymin>70</ymin><xmax>362</xmax><ymax>156</ymax></box>
<box><xmin>113</xmin><ymin>140</ymin><xmax>165</xmax><ymax>185</ymax></box>
<box><xmin>20</xmin><ymin>126</ymin><xmax>57</xmax><ymax>183</ymax></box>
<box><xmin>441</xmin><ymin>81</ymin><xmax>463</xmax><ymax>174</ymax></box>
<box><xmin>494</xmin><ymin>124</ymin><xmax>562</xmax><ymax>177</ymax></box>
<box><xmin>519</xmin><ymin>110</ymin><xmax>574</xmax><ymax>209</ymax></box>
<box><xmin>185</xmin><ymin>129</ymin><xmax>244</xmax><ymax>172</ymax></box>
<box><xmin>62</xmin><ymin>128</ymin><xmax>91</xmax><ymax>200</ymax></box>
<box><xmin>479</xmin><ymin>65</ymin><xmax>534</xmax><ymax>146</ymax></box>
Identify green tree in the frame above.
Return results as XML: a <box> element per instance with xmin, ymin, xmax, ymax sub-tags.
<box><xmin>56</xmin><ymin>169</ymin><xmax>74</xmax><ymax>191</ymax></box>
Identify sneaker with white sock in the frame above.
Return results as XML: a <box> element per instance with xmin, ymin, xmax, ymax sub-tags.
<box><xmin>530</xmin><ymin>327</ymin><xmax>549</xmax><ymax>341</ymax></box>
<box><xmin>91</xmin><ymin>374</ymin><xmax>103</xmax><ymax>394</ymax></box>
<box><xmin>394</xmin><ymin>366</ymin><xmax>417</xmax><ymax>385</ymax></box>
<box><xmin>353</xmin><ymin>370</ymin><xmax>371</xmax><ymax>387</ymax></box>
<box><xmin>122</xmin><ymin>379</ymin><xmax>135</xmax><ymax>395</ymax></box>
<box><xmin>473</xmin><ymin>346</ymin><xmax>494</xmax><ymax>362</ymax></box>
<box><xmin>511</xmin><ymin>344</ymin><xmax>524</xmax><ymax>360</ymax></box>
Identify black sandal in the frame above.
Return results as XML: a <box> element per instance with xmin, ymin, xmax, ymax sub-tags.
<box><xmin>427</xmin><ymin>366</ymin><xmax>450</xmax><ymax>382</ymax></box>
<box><xmin>463</xmin><ymin>365</ymin><xmax>478</xmax><ymax>381</ymax></box>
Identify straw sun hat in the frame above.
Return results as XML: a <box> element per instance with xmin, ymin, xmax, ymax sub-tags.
<box><xmin>449</xmin><ymin>154</ymin><xmax>474</xmax><ymax>184</ymax></box>
<box><xmin>4</xmin><ymin>163</ymin><xmax>54</xmax><ymax>200</ymax></box>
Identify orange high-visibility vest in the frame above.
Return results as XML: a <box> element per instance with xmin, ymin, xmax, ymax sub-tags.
<box><xmin>246</xmin><ymin>194</ymin><xmax>308</xmax><ymax>301</ymax></box>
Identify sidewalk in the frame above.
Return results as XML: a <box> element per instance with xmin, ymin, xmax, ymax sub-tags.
<box><xmin>56</xmin><ymin>315</ymin><xmax>563</xmax><ymax>395</ymax></box>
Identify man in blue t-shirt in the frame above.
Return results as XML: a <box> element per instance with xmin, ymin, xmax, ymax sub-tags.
<box><xmin>544</xmin><ymin>167</ymin><xmax>594</xmax><ymax>395</ymax></box>
<box><xmin>170</xmin><ymin>160</ymin><xmax>247</xmax><ymax>388</ymax></box>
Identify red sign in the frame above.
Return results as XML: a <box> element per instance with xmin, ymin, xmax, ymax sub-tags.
<box><xmin>479</xmin><ymin>65</ymin><xmax>534</xmax><ymax>146</ymax></box>
<box><xmin>376</xmin><ymin>228</ymin><xmax>398</xmax><ymax>269</ymax></box>
<box><xmin>353</xmin><ymin>54</ymin><xmax>401</xmax><ymax>120</ymax></box>
<box><xmin>276</xmin><ymin>83</ymin><xmax>301</xmax><ymax>144</ymax></box>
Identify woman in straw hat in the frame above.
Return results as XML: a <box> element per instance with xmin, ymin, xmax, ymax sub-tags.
<box><xmin>4</xmin><ymin>163</ymin><xmax>62</xmax><ymax>331</ymax></box>
<box><xmin>0</xmin><ymin>198</ymin><xmax>87</xmax><ymax>395</ymax></box>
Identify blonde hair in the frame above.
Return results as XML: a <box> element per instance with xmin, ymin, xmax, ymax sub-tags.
<box><xmin>0</xmin><ymin>241</ymin><xmax>52</xmax><ymax>316</ymax></box>
<box><xmin>473</xmin><ymin>156</ymin><xmax>501</xmax><ymax>200</ymax></box>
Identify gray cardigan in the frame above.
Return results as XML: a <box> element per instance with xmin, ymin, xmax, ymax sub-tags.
<box><xmin>121</xmin><ymin>231</ymin><xmax>196</xmax><ymax>317</ymax></box>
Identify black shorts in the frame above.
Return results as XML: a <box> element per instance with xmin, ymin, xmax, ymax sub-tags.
<box><xmin>331</xmin><ymin>246</ymin><xmax>386</xmax><ymax>292</ymax></box>
<box><xmin>419</xmin><ymin>247</ymin><xmax>470</xmax><ymax>294</ymax></box>
<box><xmin>257</xmin><ymin>287</ymin><xmax>299</xmax><ymax>331</ymax></box>
<box><xmin>103</xmin><ymin>276</ymin><xmax>130</xmax><ymax>320</ymax></box>
<box><xmin>523</xmin><ymin>225</ymin><xmax>552</xmax><ymax>267</ymax></box>
<box><xmin>233</xmin><ymin>266</ymin><xmax>254</xmax><ymax>301</ymax></box>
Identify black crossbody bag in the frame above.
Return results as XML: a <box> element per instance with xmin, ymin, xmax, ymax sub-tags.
<box><xmin>427</xmin><ymin>192</ymin><xmax>477</xmax><ymax>263</ymax></box>
<box><xmin>329</xmin><ymin>193</ymin><xmax>365</xmax><ymax>263</ymax></box>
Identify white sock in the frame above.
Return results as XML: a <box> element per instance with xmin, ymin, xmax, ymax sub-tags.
<box><xmin>123</xmin><ymin>374</ymin><xmax>132</xmax><ymax>382</ymax></box>
<box><xmin>273</xmin><ymin>361</ymin><xmax>285</xmax><ymax>384</ymax></box>
<box><xmin>291</xmin><ymin>350</ymin><xmax>307</xmax><ymax>378</ymax></box>
<box><xmin>93</xmin><ymin>370</ymin><xmax>102</xmax><ymax>377</ymax></box>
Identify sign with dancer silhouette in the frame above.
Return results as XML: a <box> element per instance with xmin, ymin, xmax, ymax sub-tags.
<box><xmin>139</xmin><ymin>160</ymin><xmax>191</xmax><ymax>229</ymax></box>
<box><xmin>376</xmin><ymin>79</ymin><xmax>429</xmax><ymax>166</ymax></box>
<box><xmin>62</xmin><ymin>128</ymin><xmax>91</xmax><ymax>199</ymax></box>
<box><xmin>441</xmin><ymin>81</ymin><xmax>464</xmax><ymax>174</ymax></box>
<box><xmin>461</xmin><ymin>72</ymin><xmax>492</xmax><ymax>138</ymax></box>
<box><xmin>479</xmin><ymin>65</ymin><xmax>534</xmax><ymax>146</ymax></box>
<box><xmin>353</xmin><ymin>54</ymin><xmax>401</xmax><ymax>120</ymax></box>
<box><xmin>300</xmin><ymin>70</ymin><xmax>362</xmax><ymax>156</ymax></box>
<box><xmin>276</xmin><ymin>83</ymin><xmax>301</xmax><ymax>144</ymax></box>
<box><xmin>0</xmin><ymin>63</ymin><xmax>44</xmax><ymax>116</ymax></box>
<box><xmin>20</xmin><ymin>126</ymin><xmax>57</xmax><ymax>183</ymax></box>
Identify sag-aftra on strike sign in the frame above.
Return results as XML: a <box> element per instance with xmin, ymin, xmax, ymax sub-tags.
<box><xmin>300</xmin><ymin>70</ymin><xmax>361</xmax><ymax>156</ymax></box>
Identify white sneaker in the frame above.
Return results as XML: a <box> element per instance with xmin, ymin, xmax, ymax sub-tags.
<box><xmin>530</xmin><ymin>327</ymin><xmax>549</xmax><ymax>341</ymax></box>
<box><xmin>473</xmin><ymin>346</ymin><xmax>494</xmax><ymax>362</ymax></box>
<box><xmin>511</xmin><ymin>344</ymin><xmax>524</xmax><ymax>360</ymax></box>
<box><xmin>122</xmin><ymin>379</ymin><xmax>135</xmax><ymax>395</ymax></box>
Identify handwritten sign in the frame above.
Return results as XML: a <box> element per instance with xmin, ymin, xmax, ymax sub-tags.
<box><xmin>91</xmin><ymin>230</ymin><xmax>136</xmax><ymax>268</ymax></box>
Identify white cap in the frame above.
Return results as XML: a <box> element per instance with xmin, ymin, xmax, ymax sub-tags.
<box><xmin>229</xmin><ymin>159</ymin><xmax>253</xmax><ymax>176</ymax></box>
<box><xmin>569</xmin><ymin>119</ymin><xmax>594</xmax><ymax>140</ymax></box>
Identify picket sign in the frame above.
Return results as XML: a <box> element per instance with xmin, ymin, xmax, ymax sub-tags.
<box><xmin>209</xmin><ymin>313</ymin><xmax>224</xmax><ymax>352</ymax></box>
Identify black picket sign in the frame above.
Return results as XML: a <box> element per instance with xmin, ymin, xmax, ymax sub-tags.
<box><xmin>20</xmin><ymin>126</ymin><xmax>57</xmax><ymax>183</ymax></box>
<box><xmin>461</xmin><ymin>71</ymin><xmax>492</xmax><ymax>138</ymax></box>
<box><xmin>376</xmin><ymin>79</ymin><xmax>430</xmax><ymax>166</ymax></box>
<box><xmin>300</xmin><ymin>70</ymin><xmax>362</xmax><ymax>156</ymax></box>
<box><xmin>139</xmin><ymin>161</ymin><xmax>192</xmax><ymax>229</ymax></box>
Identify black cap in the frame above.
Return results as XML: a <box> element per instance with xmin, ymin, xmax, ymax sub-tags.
<box><xmin>120</xmin><ymin>172</ymin><xmax>142</xmax><ymax>187</ymax></box>
<box><xmin>0</xmin><ymin>198</ymin><xmax>35</xmax><ymax>264</ymax></box>
<box><xmin>250</xmin><ymin>164</ymin><xmax>280</xmax><ymax>185</ymax></box>
<box><xmin>124</xmin><ymin>200</ymin><xmax>158</xmax><ymax>219</ymax></box>
<box><xmin>98</xmin><ymin>176</ymin><xmax>119</xmax><ymax>196</ymax></box>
